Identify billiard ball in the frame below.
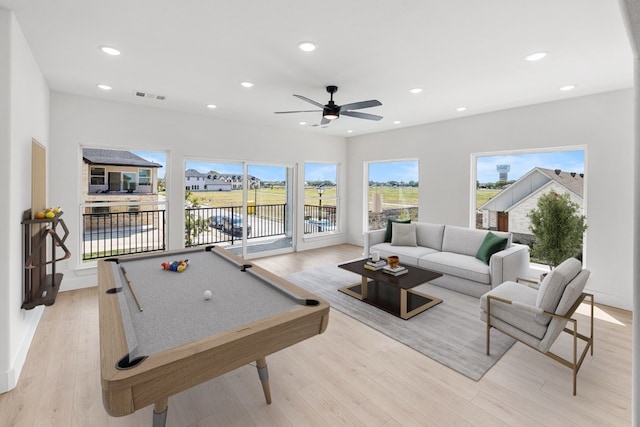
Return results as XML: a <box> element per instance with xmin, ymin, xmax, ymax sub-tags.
<box><xmin>203</xmin><ymin>290</ymin><xmax>212</xmax><ymax>300</ymax></box>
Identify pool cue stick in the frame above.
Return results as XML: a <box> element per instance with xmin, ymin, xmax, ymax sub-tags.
<box><xmin>120</xmin><ymin>266</ymin><xmax>143</xmax><ymax>312</ymax></box>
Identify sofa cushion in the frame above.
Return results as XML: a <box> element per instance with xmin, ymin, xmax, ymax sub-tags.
<box><xmin>475</xmin><ymin>232</ymin><xmax>508</xmax><ymax>265</ymax></box>
<box><xmin>384</xmin><ymin>218</ymin><xmax>411</xmax><ymax>243</ymax></box>
<box><xmin>480</xmin><ymin>282</ymin><xmax>548</xmax><ymax>339</ymax></box>
<box><xmin>391</xmin><ymin>222</ymin><xmax>417</xmax><ymax>246</ymax></box>
<box><xmin>370</xmin><ymin>242</ymin><xmax>438</xmax><ymax>267</ymax></box>
<box><xmin>415</xmin><ymin>223</ymin><xmax>445</xmax><ymax>250</ymax></box>
<box><xmin>442</xmin><ymin>226</ymin><xmax>510</xmax><ymax>257</ymax></box>
<box><xmin>419</xmin><ymin>252</ymin><xmax>491</xmax><ymax>284</ymax></box>
<box><xmin>535</xmin><ymin>257</ymin><xmax>582</xmax><ymax>316</ymax></box>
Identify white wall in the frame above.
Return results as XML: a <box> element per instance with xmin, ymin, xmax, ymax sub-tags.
<box><xmin>0</xmin><ymin>9</ymin><xmax>50</xmax><ymax>394</ymax></box>
<box><xmin>49</xmin><ymin>92</ymin><xmax>348</xmax><ymax>290</ymax></box>
<box><xmin>347</xmin><ymin>90</ymin><xmax>634</xmax><ymax>309</ymax></box>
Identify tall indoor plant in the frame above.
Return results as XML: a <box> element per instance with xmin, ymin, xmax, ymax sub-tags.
<box><xmin>528</xmin><ymin>191</ymin><xmax>587</xmax><ymax>269</ymax></box>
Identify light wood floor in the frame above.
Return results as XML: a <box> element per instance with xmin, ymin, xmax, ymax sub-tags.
<box><xmin>0</xmin><ymin>244</ymin><xmax>632</xmax><ymax>426</ymax></box>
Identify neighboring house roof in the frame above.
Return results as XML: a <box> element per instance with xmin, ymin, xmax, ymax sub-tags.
<box><xmin>185</xmin><ymin>168</ymin><xmax>207</xmax><ymax>178</ymax></box>
<box><xmin>185</xmin><ymin>169</ymin><xmax>259</xmax><ymax>181</ymax></box>
<box><xmin>537</xmin><ymin>168</ymin><xmax>584</xmax><ymax>198</ymax></box>
<box><xmin>83</xmin><ymin>148</ymin><xmax>162</xmax><ymax>168</ymax></box>
<box><xmin>479</xmin><ymin>167</ymin><xmax>584</xmax><ymax>212</ymax></box>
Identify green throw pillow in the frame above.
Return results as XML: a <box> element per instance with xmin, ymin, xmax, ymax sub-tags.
<box><xmin>384</xmin><ymin>218</ymin><xmax>411</xmax><ymax>243</ymax></box>
<box><xmin>475</xmin><ymin>232</ymin><xmax>508</xmax><ymax>265</ymax></box>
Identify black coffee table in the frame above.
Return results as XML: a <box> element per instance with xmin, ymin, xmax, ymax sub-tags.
<box><xmin>338</xmin><ymin>259</ymin><xmax>443</xmax><ymax>320</ymax></box>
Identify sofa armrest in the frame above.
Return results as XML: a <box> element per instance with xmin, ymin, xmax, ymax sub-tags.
<box><xmin>489</xmin><ymin>243</ymin><xmax>530</xmax><ymax>288</ymax></box>
<box><xmin>363</xmin><ymin>229</ymin><xmax>387</xmax><ymax>257</ymax></box>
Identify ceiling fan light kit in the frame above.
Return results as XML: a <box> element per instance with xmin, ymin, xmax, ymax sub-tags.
<box><xmin>274</xmin><ymin>85</ymin><xmax>383</xmax><ymax>126</ymax></box>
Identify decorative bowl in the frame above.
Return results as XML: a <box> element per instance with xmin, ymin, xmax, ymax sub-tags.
<box><xmin>387</xmin><ymin>255</ymin><xmax>400</xmax><ymax>269</ymax></box>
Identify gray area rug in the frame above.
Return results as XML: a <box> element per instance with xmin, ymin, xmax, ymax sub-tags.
<box><xmin>284</xmin><ymin>265</ymin><xmax>515</xmax><ymax>381</ymax></box>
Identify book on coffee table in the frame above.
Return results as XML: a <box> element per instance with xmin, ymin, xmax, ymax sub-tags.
<box><xmin>367</xmin><ymin>259</ymin><xmax>387</xmax><ymax>267</ymax></box>
<box><xmin>364</xmin><ymin>263</ymin><xmax>385</xmax><ymax>271</ymax></box>
<box><xmin>382</xmin><ymin>265</ymin><xmax>408</xmax><ymax>276</ymax></box>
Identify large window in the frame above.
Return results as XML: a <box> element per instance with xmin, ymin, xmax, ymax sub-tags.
<box><xmin>304</xmin><ymin>163</ymin><xmax>337</xmax><ymax>234</ymax></box>
<box><xmin>366</xmin><ymin>160</ymin><xmax>419</xmax><ymax>231</ymax></box>
<box><xmin>473</xmin><ymin>148</ymin><xmax>585</xmax><ymax>261</ymax></box>
<box><xmin>81</xmin><ymin>148</ymin><xmax>167</xmax><ymax>263</ymax></box>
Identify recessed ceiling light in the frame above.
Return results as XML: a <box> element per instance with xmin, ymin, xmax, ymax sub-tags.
<box><xmin>206</xmin><ymin>104</ymin><xmax>217</xmax><ymax>109</ymax></box>
<box><xmin>560</xmin><ymin>85</ymin><xmax>576</xmax><ymax>91</ymax></box>
<box><xmin>298</xmin><ymin>41</ymin><xmax>317</xmax><ymax>52</ymax></box>
<box><xmin>525</xmin><ymin>51</ymin><xmax>548</xmax><ymax>62</ymax></box>
<box><xmin>240</xmin><ymin>81</ymin><xmax>254</xmax><ymax>88</ymax></box>
<box><xmin>409</xmin><ymin>88</ymin><xmax>423</xmax><ymax>94</ymax></box>
<box><xmin>456</xmin><ymin>106</ymin><xmax>467</xmax><ymax>112</ymax></box>
<box><xmin>393</xmin><ymin>120</ymin><xmax>401</xmax><ymax>125</ymax></box>
<box><xmin>99</xmin><ymin>45</ymin><xmax>121</xmax><ymax>56</ymax></box>
<box><xmin>347</xmin><ymin>130</ymin><xmax>353</xmax><ymax>133</ymax></box>
<box><xmin>298</xmin><ymin>121</ymin><xmax>307</xmax><ymax>125</ymax></box>
<box><xmin>97</xmin><ymin>84</ymin><xmax>112</xmax><ymax>91</ymax></box>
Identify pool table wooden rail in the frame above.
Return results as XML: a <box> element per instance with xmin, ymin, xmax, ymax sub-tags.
<box><xmin>98</xmin><ymin>246</ymin><xmax>330</xmax><ymax>418</ymax></box>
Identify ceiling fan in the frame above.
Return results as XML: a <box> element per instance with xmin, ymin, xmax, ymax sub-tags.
<box><xmin>274</xmin><ymin>85</ymin><xmax>383</xmax><ymax>126</ymax></box>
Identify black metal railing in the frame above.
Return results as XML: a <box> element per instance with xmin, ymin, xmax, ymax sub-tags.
<box><xmin>185</xmin><ymin>203</ymin><xmax>288</xmax><ymax>247</ymax></box>
<box><xmin>82</xmin><ymin>201</ymin><xmax>337</xmax><ymax>260</ymax></box>
<box><xmin>82</xmin><ymin>208</ymin><xmax>166</xmax><ymax>260</ymax></box>
<box><xmin>303</xmin><ymin>204</ymin><xmax>337</xmax><ymax>233</ymax></box>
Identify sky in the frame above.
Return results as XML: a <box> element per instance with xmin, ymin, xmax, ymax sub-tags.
<box><xmin>131</xmin><ymin>150</ymin><xmax>581</xmax><ymax>184</ymax></box>
<box><xmin>476</xmin><ymin>150</ymin><xmax>584</xmax><ymax>183</ymax></box>
<box><xmin>368</xmin><ymin>161</ymin><xmax>419</xmax><ymax>183</ymax></box>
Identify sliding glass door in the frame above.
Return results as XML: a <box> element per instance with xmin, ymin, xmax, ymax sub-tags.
<box><xmin>183</xmin><ymin>159</ymin><xmax>294</xmax><ymax>258</ymax></box>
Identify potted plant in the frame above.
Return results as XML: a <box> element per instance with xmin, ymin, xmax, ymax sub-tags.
<box><xmin>528</xmin><ymin>191</ymin><xmax>587</xmax><ymax>270</ymax></box>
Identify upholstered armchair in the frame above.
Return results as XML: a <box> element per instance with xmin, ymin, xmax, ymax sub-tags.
<box><xmin>479</xmin><ymin>257</ymin><xmax>594</xmax><ymax>395</ymax></box>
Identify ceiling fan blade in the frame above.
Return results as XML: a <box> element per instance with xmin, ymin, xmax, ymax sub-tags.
<box><xmin>341</xmin><ymin>111</ymin><xmax>383</xmax><ymax>121</ymax></box>
<box><xmin>320</xmin><ymin>117</ymin><xmax>331</xmax><ymax>126</ymax></box>
<box><xmin>293</xmin><ymin>94</ymin><xmax>325</xmax><ymax>109</ymax></box>
<box><xmin>339</xmin><ymin>99</ymin><xmax>382</xmax><ymax>111</ymax></box>
<box><xmin>274</xmin><ymin>110</ymin><xmax>321</xmax><ymax>114</ymax></box>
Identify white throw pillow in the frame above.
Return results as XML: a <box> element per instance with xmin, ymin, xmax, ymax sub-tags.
<box><xmin>391</xmin><ymin>222</ymin><xmax>417</xmax><ymax>247</ymax></box>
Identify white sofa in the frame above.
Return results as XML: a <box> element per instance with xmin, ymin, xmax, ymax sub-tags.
<box><xmin>364</xmin><ymin>222</ymin><xmax>530</xmax><ymax>298</ymax></box>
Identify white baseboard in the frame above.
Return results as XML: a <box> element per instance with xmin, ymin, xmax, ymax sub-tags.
<box><xmin>59</xmin><ymin>265</ymin><xmax>98</xmax><ymax>292</ymax></box>
<box><xmin>0</xmin><ymin>306</ymin><xmax>44</xmax><ymax>394</ymax></box>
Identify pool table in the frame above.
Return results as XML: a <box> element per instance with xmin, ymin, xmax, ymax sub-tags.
<box><xmin>98</xmin><ymin>246</ymin><xmax>329</xmax><ymax>426</ymax></box>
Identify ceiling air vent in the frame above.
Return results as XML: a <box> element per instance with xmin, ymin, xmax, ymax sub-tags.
<box><xmin>133</xmin><ymin>91</ymin><xmax>166</xmax><ymax>101</ymax></box>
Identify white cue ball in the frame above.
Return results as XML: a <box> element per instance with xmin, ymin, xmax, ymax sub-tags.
<box><xmin>203</xmin><ymin>290</ymin><xmax>212</xmax><ymax>300</ymax></box>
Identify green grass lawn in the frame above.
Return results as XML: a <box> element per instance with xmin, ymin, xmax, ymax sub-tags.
<box><xmin>476</xmin><ymin>189</ymin><xmax>502</xmax><ymax>209</ymax></box>
<box><xmin>190</xmin><ymin>186</ymin><xmax>495</xmax><ymax>209</ymax></box>
<box><xmin>190</xmin><ymin>186</ymin><xmax>339</xmax><ymax>207</ymax></box>
<box><xmin>368</xmin><ymin>187</ymin><xmax>418</xmax><ymax>207</ymax></box>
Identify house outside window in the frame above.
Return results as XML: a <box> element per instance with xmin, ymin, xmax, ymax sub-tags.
<box><xmin>473</xmin><ymin>148</ymin><xmax>585</xmax><ymax>263</ymax></box>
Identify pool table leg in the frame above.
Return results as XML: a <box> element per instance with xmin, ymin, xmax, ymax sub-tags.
<box><xmin>152</xmin><ymin>397</ymin><xmax>168</xmax><ymax>427</ymax></box>
<box><xmin>256</xmin><ymin>357</ymin><xmax>272</xmax><ymax>404</ymax></box>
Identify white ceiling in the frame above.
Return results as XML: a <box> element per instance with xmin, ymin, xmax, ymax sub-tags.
<box><xmin>0</xmin><ymin>0</ymin><xmax>633</xmax><ymax>137</ymax></box>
